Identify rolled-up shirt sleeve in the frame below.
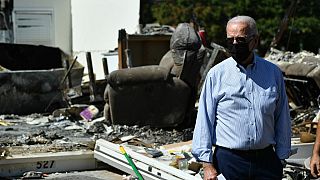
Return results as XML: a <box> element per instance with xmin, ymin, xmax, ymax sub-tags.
<box><xmin>274</xmin><ymin>71</ymin><xmax>291</xmax><ymax>159</ymax></box>
<box><xmin>192</xmin><ymin>70</ymin><xmax>216</xmax><ymax>163</ymax></box>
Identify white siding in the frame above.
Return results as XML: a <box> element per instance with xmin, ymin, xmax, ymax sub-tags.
<box><xmin>14</xmin><ymin>0</ymin><xmax>72</xmax><ymax>54</ymax></box>
<box><xmin>14</xmin><ymin>10</ymin><xmax>54</xmax><ymax>46</ymax></box>
<box><xmin>71</xmin><ymin>0</ymin><xmax>140</xmax><ymax>80</ymax></box>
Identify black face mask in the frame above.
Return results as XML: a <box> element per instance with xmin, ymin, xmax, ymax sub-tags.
<box><xmin>227</xmin><ymin>42</ymin><xmax>251</xmax><ymax>63</ymax></box>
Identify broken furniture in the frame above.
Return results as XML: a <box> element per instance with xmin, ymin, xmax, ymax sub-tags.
<box><xmin>118</xmin><ymin>29</ymin><xmax>171</xmax><ymax>68</ymax></box>
<box><xmin>104</xmin><ymin>23</ymin><xmax>204</xmax><ymax>127</ymax></box>
<box><xmin>0</xmin><ymin>43</ymin><xmax>84</xmax><ymax>114</ymax></box>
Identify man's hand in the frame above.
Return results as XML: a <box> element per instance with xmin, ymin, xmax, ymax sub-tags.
<box><xmin>310</xmin><ymin>154</ymin><xmax>320</xmax><ymax>178</ymax></box>
<box><xmin>202</xmin><ymin>162</ymin><xmax>218</xmax><ymax>180</ymax></box>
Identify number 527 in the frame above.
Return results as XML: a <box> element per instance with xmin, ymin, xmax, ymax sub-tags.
<box><xmin>36</xmin><ymin>161</ymin><xmax>55</xmax><ymax>169</ymax></box>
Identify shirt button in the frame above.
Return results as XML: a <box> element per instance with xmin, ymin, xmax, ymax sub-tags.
<box><xmin>251</xmin><ymin>122</ymin><xmax>254</xmax><ymax>125</ymax></box>
<box><xmin>249</xmin><ymin>107</ymin><xmax>253</xmax><ymax>109</ymax></box>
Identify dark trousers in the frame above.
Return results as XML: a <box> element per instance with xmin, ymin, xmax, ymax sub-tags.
<box><xmin>213</xmin><ymin>146</ymin><xmax>283</xmax><ymax>180</ymax></box>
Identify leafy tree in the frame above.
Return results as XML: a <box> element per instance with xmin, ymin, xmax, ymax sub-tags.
<box><xmin>147</xmin><ymin>0</ymin><xmax>319</xmax><ymax>55</ymax></box>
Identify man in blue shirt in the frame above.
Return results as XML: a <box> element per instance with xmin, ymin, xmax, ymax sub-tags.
<box><xmin>192</xmin><ymin>15</ymin><xmax>291</xmax><ymax>180</ymax></box>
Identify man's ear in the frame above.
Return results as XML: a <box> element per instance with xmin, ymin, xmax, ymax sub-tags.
<box><xmin>251</xmin><ymin>35</ymin><xmax>260</xmax><ymax>50</ymax></box>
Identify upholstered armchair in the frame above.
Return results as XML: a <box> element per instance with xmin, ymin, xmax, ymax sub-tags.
<box><xmin>104</xmin><ymin>23</ymin><xmax>204</xmax><ymax>128</ymax></box>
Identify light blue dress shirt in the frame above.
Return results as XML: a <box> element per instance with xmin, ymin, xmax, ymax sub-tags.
<box><xmin>192</xmin><ymin>54</ymin><xmax>291</xmax><ymax>163</ymax></box>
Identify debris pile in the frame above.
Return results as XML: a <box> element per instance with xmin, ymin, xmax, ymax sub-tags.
<box><xmin>101</xmin><ymin>125</ymin><xmax>193</xmax><ymax>147</ymax></box>
<box><xmin>139</xmin><ymin>23</ymin><xmax>175</xmax><ymax>35</ymax></box>
<box><xmin>0</xmin><ymin>108</ymin><xmax>193</xmax><ymax>157</ymax></box>
<box><xmin>265</xmin><ymin>48</ymin><xmax>320</xmax><ymax>64</ymax></box>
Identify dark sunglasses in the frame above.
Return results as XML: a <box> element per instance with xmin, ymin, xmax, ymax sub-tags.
<box><xmin>226</xmin><ymin>36</ymin><xmax>254</xmax><ymax>44</ymax></box>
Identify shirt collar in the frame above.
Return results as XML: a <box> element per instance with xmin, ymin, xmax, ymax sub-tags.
<box><xmin>233</xmin><ymin>53</ymin><xmax>257</xmax><ymax>70</ymax></box>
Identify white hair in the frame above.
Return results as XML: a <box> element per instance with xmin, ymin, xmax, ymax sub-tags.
<box><xmin>227</xmin><ymin>16</ymin><xmax>258</xmax><ymax>36</ymax></box>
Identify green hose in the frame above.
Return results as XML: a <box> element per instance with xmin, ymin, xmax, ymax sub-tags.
<box><xmin>119</xmin><ymin>146</ymin><xmax>144</xmax><ymax>180</ymax></box>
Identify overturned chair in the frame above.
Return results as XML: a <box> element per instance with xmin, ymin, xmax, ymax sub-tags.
<box><xmin>104</xmin><ymin>23</ymin><xmax>204</xmax><ymax>128</ymax></box>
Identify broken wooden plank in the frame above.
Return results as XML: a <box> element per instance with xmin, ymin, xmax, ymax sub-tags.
<box><xmin>0</xmin><ymin>150</ymin><xmax>97</xmax><ymax>177</ymax></box>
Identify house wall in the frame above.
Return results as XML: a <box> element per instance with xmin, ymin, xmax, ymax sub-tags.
<box><xmin>14</xmin><ymin>0</ymin><xmax>72</xmax><ymax>54</ymax></box>
<box><xmin>13</xmin><ymin>0</ymin><xmax>140</xmax><ymax>80</ymax></box>
<box><xmin>71</xmin><ymin>0</ymin><xmax>140</xmax><ymax>80</ymax></box>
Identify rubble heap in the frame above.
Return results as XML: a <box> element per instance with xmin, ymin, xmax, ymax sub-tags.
<box><xmin>0</xmin><ymin>111</ymin><xmax>193</xmax><ymax>157</ymax></box>
<box><xmin>265</xmin><ymin>48</ymin><xmax>320</xmax><ymax>64</ymax></box>
<box><xmin>140</xmin><ymin>23</ymin><xmax>175</xmax><ymax>35</ymax></box>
